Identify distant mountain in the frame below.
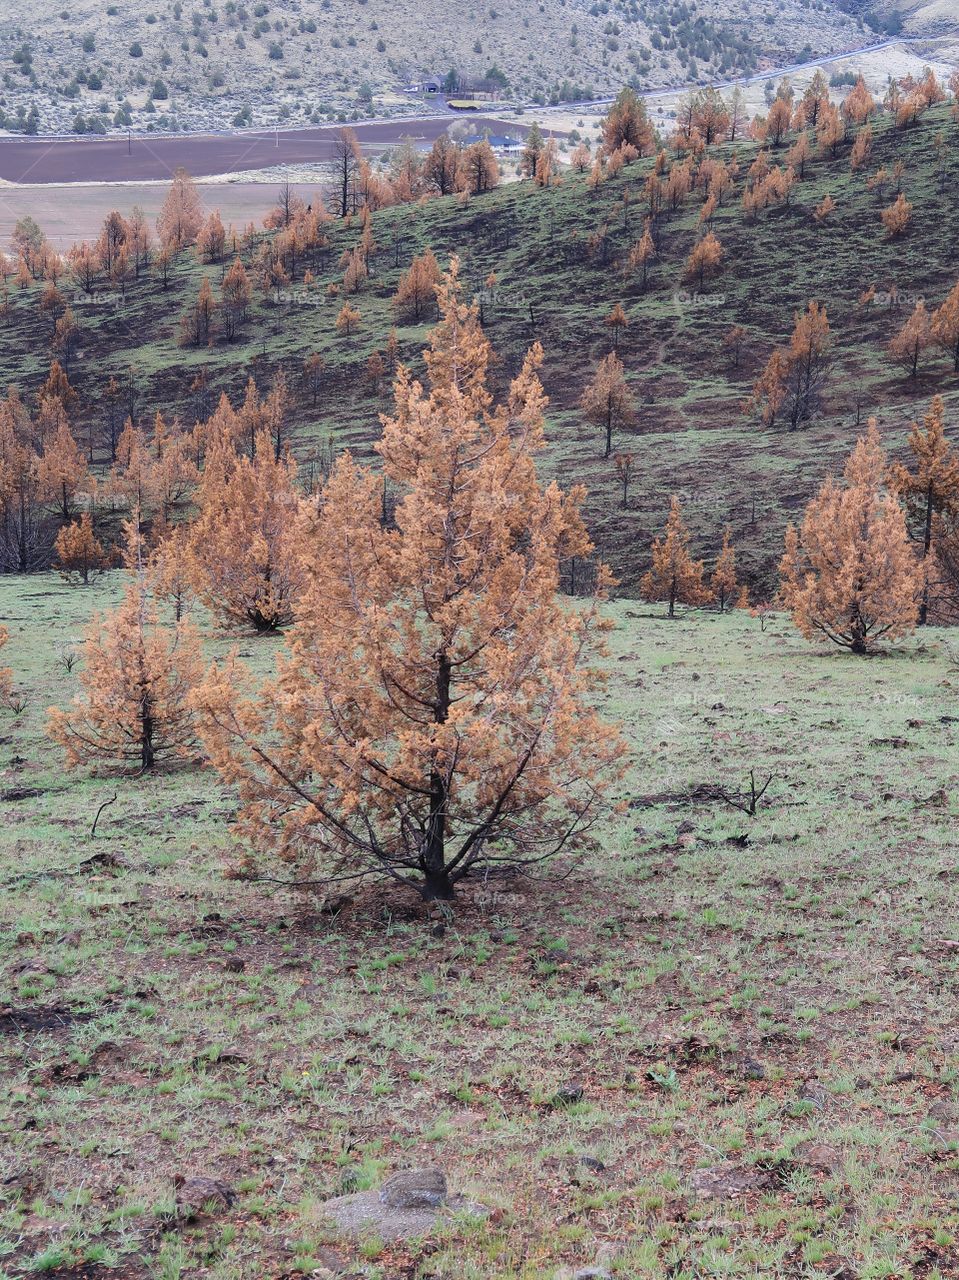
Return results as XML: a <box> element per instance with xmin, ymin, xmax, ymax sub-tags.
<box><xmin>2</xmin><ymin>0</ymin><xmax>868</xmax><ymax>133</ymax></box>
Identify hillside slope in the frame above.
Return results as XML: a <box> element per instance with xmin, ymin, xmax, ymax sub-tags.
<box><xmin>0</xmin><ymin>0</ymin><xmax>867</xmax><ymax>132</ymax></box>
<box><xmin>4</xmin><ymin>100</ymin><xmax>959</xmax><ymax>595</ymax></box>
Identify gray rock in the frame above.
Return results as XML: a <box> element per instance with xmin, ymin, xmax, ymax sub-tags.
<box><xmin>379</xmin><ymin>1167</ymin><xmax>447</xmax><ymax>1209</ymax></box>
<box><xmin>793</xmin><ymin>1140</ymin><xmax>840</xmax><ymax>1173</ymax></box>
<box><xmin>173</xmin><ymin>1174</ymin><xmax>236</xmax><ymax>1220</ymax></box>
<box><xmin>550</xmin><ymin>1080</ymin><xmax>585</xmax><ymax>1108</ymax></box>
<box><xmin>690</xmin><ymin>1164</ymin><xmax>773</xmax><ymax>1200</ymax></box>
<box><xmin>316</xmin><ymin>1168</ymin><xmax>487</xmax><ymax>1242</ymax></box>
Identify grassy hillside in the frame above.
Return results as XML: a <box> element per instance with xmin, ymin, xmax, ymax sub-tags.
<box><xmin>0</xmin><ymin>0</ymin><xmax>865</xmax><ymax>133</ymax></box>
<box><xmin>6</xmin><ymin>101</ymin><xmax>959</xmax><ymax>595</ymax></box>
<box><xmin>3</xmin><ymin>576</ymin><xmax>959</xmax><ymax>1279</ymax></box>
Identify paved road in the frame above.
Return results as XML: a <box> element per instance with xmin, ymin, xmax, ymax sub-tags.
<box><xmin>542</xmin><ymin>34</ymin><xmax>953</xmax><ymax>113</ymax></box>
<box><xmin>0</xmin><ymin>115</ymin><xmax>516</xmax><ymax>184</ymax></box>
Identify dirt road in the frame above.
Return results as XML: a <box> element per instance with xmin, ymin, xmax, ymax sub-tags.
<box><xmin>0</xmin><ymin>115</ymin><xmax>514</xmax><ymax>185</ymax></box>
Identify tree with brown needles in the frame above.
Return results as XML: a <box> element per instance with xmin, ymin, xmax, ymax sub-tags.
<box><xmin>54</xmin><ymin>512</ymin><xmax>106</xmax><ymax>585</ymax></box>
<box><xmin>157</xmin><ymin>167</ymin><xmax>204</xmax><ymax>254</ymax></box>
<box><xmin>187</xmin><ymin>428</ymin><xmax>304</xmax><ymax>633</ymax></box>
<box><xmin>0</xmin><ymin>628</ymin><xmax>11</xmax><ymax>708</ymax></box>
<box><xmin>601</xmin><ymin>87</ymin><xmax>655</xmax><ymax>157</ymax></box>
<box><xmin>425</xmin><ymin>134</ymin><xmax>461</xmax><ymax>195</ymax></box>
<box><xmin>889</xmin><ymin>301</ymin><xmax>932</xmax><ymax>379</ymax></box>
<box><xmin>178</xmin><ymin>277</ymin><xmax>216</xmax><ymax>347</ymax></box>
<box><xmin>581</xmin><ymin>352</ymin><xmax>636</xmax><ymax>458</ymax></box>
<box><xmin>461</xmin><ymin>140</ymin><xmax>499</xmax><ymax>195</ymax></box>
<box><xmin>640</xmin><ymin>496</ymin><xmax>713</xmax><ymax>617</ymax></box>
<box><xmin>881</xmin><ymin>192</ymin><xmax>912</xmax><ymax>238</ymax></box>
<box><xmin>303</xmin><ymin>352</ymin><xmax>325</xmax><ymax>407</ymax></box>
<box><xmin>683</xmin><ymin>232</ymin><xmax>723</xmax><ymax>288</ymax></box>
<box><xmin>335</xmin><ymin>302</ymin><xmax>361</xmax><ymax>336</ymax></box>
<box><xmin>48</xmin><ymin>535</ymin><xmax>202</xmax><ymax>771</ymax></box>
<box><xmin>779</xmin><ymin>422</ymin><xmax>923</xmax><ymax>653</ymax></box>
<box><xmin>192</xmin><ymin>260</ymin><xmax>624</xmax><ymax>901</ymax></box>
<box><xmin>393</xmin><ymin>248</ymin><xmax>442</xmax><ymax>323</ymax></box>
<box><xmin>749</xmin><ymin>302</ymin><xmax>831</xmax><ymax>429</ymax></box>
<box><xmin>888</xmin><ymin>395</ymin><xmax>959</xmax><ymax>624</ymax></box>
<box><xmin>710</xmin><ymin>526</ymin><xmax>748</xmax><ymax>611</ymax></box>
<box><xmin>605</xmin><ymin>302</ymin><xmax>629</xmax><ymax>351</ymax></box>
<box><xmin>196</xmin><ymin>210</ymin><xmax>226</xmax><ymax>263</ymax></box>
<box><xmin>627</xmin><ymin>225</ymin><xmax>656</xmax><ymax>289</ymax></box>
<box><xmin>221</xmin><ymin>256</ymin><xmax>251</xmax><ymax>341</ymax></box>
<box><xmin>931</xmin><ymin>280</ymin><xmax>959</xmax><ymax>372</ymax></box>
<box><xmin>37</xmin><ymin>403</ymin><xmax>86</xmax><ymax>521</ymax></box>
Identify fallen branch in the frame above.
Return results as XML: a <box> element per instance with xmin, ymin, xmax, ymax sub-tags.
<box><xmin>710</xmin><ymin>770</ymin><xmax>774</xmax><ymax>817</ymax></box>
<box><xmin>91</xmin><ymin>793</ymin><xmax>118</xmax><ymax>838</ymax></box>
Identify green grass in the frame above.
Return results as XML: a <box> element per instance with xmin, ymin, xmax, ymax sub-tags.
<box><xmin>3</xmin><ymin>574</ymin><xmax>959</xmax><ymax>1277</ymax></box>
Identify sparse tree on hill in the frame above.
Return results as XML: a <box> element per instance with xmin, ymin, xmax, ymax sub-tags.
<box><xmin>787</xmin><ymin>131</ymin><xmax>813</xmax><ymax>179</ymax></box>
<box><xmin>931</xmin><ymin>280</ymin><xmax>959</xmax><ymax>371</ymax></box>
<box><xmin>157</xmin><ymin>167</ymin><xmax>204</xmax><ymax>254</ymax></box>
<box><xmin>723</xmin><ymin>324</ymin><xmax>747</xmax><ymax>369</ymax></box>
<box><xmin>179</xmin><ymin>276</ymin><xmax>216</xmax><ymax>347</ymax></box>
<box><xmin>627</xmin><ymin>225</ymin><xmax>656</xmax><ymax>288</ymax></box>
<box><xmin>149</xmin><ymin>524</ymin><xmax>196</xmax><ymax>622</ymax></box>
<box><xmin>581</xmin><ymin>352</ymin><xmax>636</xmax><ymax>458</ymax></box>
<box><xmin>888</xmin><ymin>395</ymin><xmax>959</xmax><ymax>624</ymax></box>
<box><xmin>779</xmin><ymin>422</ymin><xmax>923</xmax><ymax>653</ymax></box>
<box><xmin>68</xmin><ymin>242</ymin><xmax>100</xmax><ymax>295</ymax></box>
<box><xmin>425</xmin><ymin>133</ymin><xmax>461</xmax><ymax>195</ymax></box>
<box><xmin>749</xmin><ymin>302</ymin><xmax>831</xmax><ymax>429</ymax></box>
<box><xmin>570</xmin><ymin>141</ymin><xmax>591</xmax><ymax>172</ymax></box>
<box><xmin>711</xmin><ymin>526</ymin><xmax>748</xmax><ymax>611</ymax></box>
<box><xmin>691</xmin><ymin>87</ymin><xmax>731</xmax><ymax>145</ymax></box>
<box><xmin>684</xmin><ymin>232</ymin><xmax>723</xmax><ymax>288</ymax></box>
<box><xmin>889</xmin><ymin>301</ymin><xmax>932</xmax><ymax>379</ymax></box>
<box><xmin>728</xmin><ymin>86</ymin><xmax>749</xmax><ymax>142</ymax></box>
<box><xmin>881</xmin><ymin>192</ymin><xmax>912</xmax><ymax>238</ymax></box>
<box><xmin>601</xmin><ymin>87</ymin><xmax>655</xmax><ymax>157</ymax></box>
<box><xmin>640</xmin><ymin>497</ymin><xmax>712</xmax><ymax>617</ymax></box>
<box><xmin>393</xmin><ymin>248</ymin><xmax>442</xmax><ymax>322</ymax></box>
<box><xmin>330</xmin><ymin>129</ymin><xmax>362</xmax><ymax>218</ymax></box>
<box><xmin>765</xmin><ymin>96</ymin><xmax>792</xmax><ymax>147</ymax></box>
<box><xmin>802</xmin><ymin>70</ymin><xmax>830</xmax><ymax>128</ymax></box>
<box><xmin>813</xmin><ymin>193</ymin><xmax>837</xmax><ymax>224</ymax></box>
<box><xmin>462</xmin><ymin>140</ymin><xmax>499</xmax><ymax>195</ymax></box>
<box><xmin>47</xmin><ymin>568</ymin><xmax>202</xmax><ymax>772</ymax></box>
<box><xmin>38</xmin><ymin>406</ymin><xmax>86</xmax><ymax>521</ymax></box>
<box><xmin>0</xmin><ymin>628</ymin><xmax>11</xmax><ymax>709</ymax></box>
<box><xmin>521</xmin><ymin>122</ymin><xmax>544</xmax><ymax>178</ymax></box>
<box><xmin>850</xmin><ymin>125</ymin><xmax>873</xmax><ymax>172</ymax></box>
<box><xmin>816</xmin><ymin>102</ymin><xmax>845</xmax><ymax>157</ymax></box>
<box><xmin>187</xmin><ymin>428</ymin><xmax>304</xmax><ymax>633</ymax></box>
<box><xmin>196</xmin><ymin>209</ymin><xmax>226</xmax><ymax>263</ymax></box>
<box><xmin>843</xmin><ymin>75</ymin><xmax>877</xmax><ymax>126</ymax></box>
<box><xmin>221</xmin><ymin>256</ymin><xmax>251</xmax><ymax>341</ymax></box>
<box><xmin>336</xmin><ymin>302</ymin><xmax>361</xmax><ymax>336</ymax></box>
<box><xmin>614</xmin><ymin>451</ymin><xmax>634</xmax><ymax>508</ymax></box>
<box><xmin>534</xmin><ymin>137</ymin><xmax>560</xmax><ymax>187</ymax></box>
<box><xmin>54</xmin><ymin>511</ymin><xmax>106</xmax><ymax>585</ymax></box>
<box><xmin>303</xmin><ymin>352</ymin><xmax>325</xmax><ymax>408</ymax></box>
<box><xmin>604</xmin><ymin>302</ymin><xmax>629</xmax><ymax>351</ymax></box>
<box><xmin>191</xmin><ymin>261</ymin><xmax>623</xmax><ymax>901</ymax></box>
